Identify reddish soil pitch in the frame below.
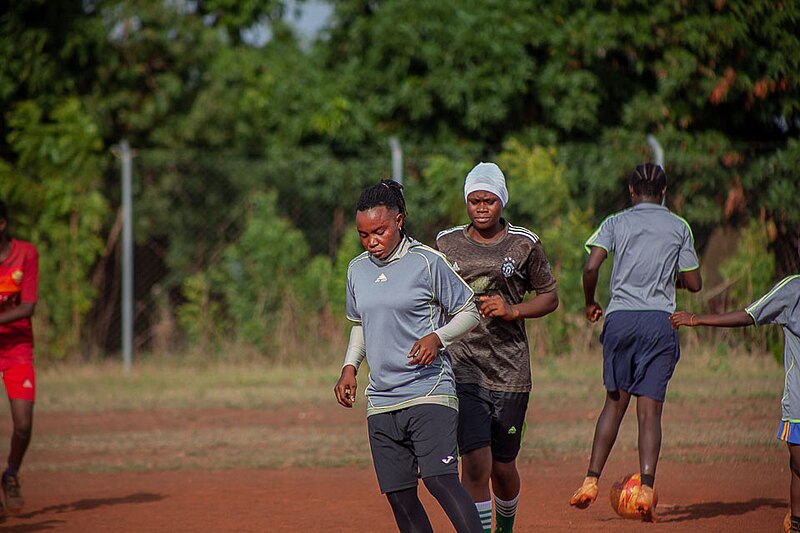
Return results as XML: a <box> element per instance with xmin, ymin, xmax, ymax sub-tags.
<box><xmin>0</xmin><ymin>408</ymin><xmax>788</xmax><ymax>533</ymax></box>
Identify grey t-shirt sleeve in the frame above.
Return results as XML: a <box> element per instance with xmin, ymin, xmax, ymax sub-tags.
<box><xmin>345</xmin><ymin>268</ymin><xmax>361</xmax><ymax>323</ymax></box>
<box><xmin>430</xmin><ymin>254</ymin><xmax>474</xmax><ymax>315</ymax></box>
<box><xmin>585</xmin><ymin>215</ymin><xmax>614</xmax><ymax>254</ymax></box>
<box><xmin>677</xmin><ymin>220</ymin><xmax>700</xmax><ymax>272</ymax></box>
<box><xmin>746</xmin><ymin>277</ymin><xmax>796</xmax><ymax>326</ymax></box>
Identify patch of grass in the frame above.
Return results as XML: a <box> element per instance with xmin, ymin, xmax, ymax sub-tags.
<box><xmin>23</xmin><ymin>348</ymin><xmax>784</xmax><ymax>473</ymax></box>
<box><xmin>36</xmin><ymin>358</ymin><xmax>344</xmax><ymax>412</ymax></box>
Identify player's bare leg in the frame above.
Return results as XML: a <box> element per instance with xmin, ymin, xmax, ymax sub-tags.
<box><xmin>635</xmin><ymin>396</ymin><xmax>662</xmax><ymax>522</ymax></box>
<box><xmin>3</xmin><ymin>399</ymin><xmax>32</xmax><ymax>513</ymax></box>
<box><xmin>570</xmin><ymin>389</ymin><xmax>631</xmax><ymax>509</ymax></box>
<box><xmin>491</xmin><ymin>459</ymin><xmax>520</xmax><ymax>532</ymax></box>
<box><xmin>461</xmin><ymin>447</ymin><xmax>492</xmax><ymax>532</ymax></box>
<box><xmin>787</xmin><ymin>444</ymin><xmax>800</xmax><ymax>532</ymax></box>
<box><xmin>461</xmin><ymin>447</ymin><xmax>492</xmax><ymax>501</ymax></box>
<box><xmin>491</xmin><ymin>459</ymin><xmax>520</xmax><ymax>502</ymax></box>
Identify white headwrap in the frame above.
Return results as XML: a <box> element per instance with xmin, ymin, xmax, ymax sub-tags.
<box><xmin>463</xmin><ymin>162</ymin><xmax>508</xmax><ymax>206</ymax></box>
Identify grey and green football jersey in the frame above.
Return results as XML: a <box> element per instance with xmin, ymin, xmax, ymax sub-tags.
<box><xmin>585</xmin><ymin>203</ymin><xmax>700</xmax><ymax>315</ymax></box>
<box><xmin>745</xmin><ymin>275</ymin><xmax>800</xmax><ymax>421</ymax></box>
<box><xmin>346</xmin><ymin>237</ymin><xmax>474</xmax><ymax>416</ymax></box>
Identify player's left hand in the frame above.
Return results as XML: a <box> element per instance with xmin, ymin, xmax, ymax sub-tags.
<box><xmin>478</xmin><ymin>295</ymin><xmax>518</xmax><ymax>321</ymax></box>
<box><xmin>408</xmin><ymin>333</ymin><xmax>442</xmax><ymax>366</ymax></box>
<box><xmin>669</xmin><ymin>311</ymin><xmax>695</xmax><ymax>329</ymax></box>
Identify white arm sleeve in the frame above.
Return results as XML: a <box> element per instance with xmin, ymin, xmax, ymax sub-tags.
<box><xmin>433</xmin><ymin>300</ymin><xmax>480</xmax><ymax>347</ymax></box>
<box><xmin>342</xmin><ymin>325</ymin><xmax>366</xmax><ymax>371</ymax></box>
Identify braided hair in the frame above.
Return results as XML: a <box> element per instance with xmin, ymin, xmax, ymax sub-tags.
<box><xmin>629</xmin><ymin>163</ymin><xmax>666</xmax><ymax>198</ymax></box>
<box><xmin>356</xmin><ymin>179</ymin><xmax>408</xmax><ymax>219</ymax></box>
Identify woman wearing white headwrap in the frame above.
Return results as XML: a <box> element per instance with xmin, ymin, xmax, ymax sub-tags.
<box><xmin>436</xmin><ymin>162</ymin><xmax>559</xmax><ymax>533</ymax></box>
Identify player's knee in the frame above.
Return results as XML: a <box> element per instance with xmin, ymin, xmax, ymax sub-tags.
<box><xmin>12</xmin><ymin>421</ymin><xmax>32</xmax><ymax>441</ymax></box>
<box><xmin>422</xmin><ymin>474</ymin><xmax>456</xmax><ymax>498</ymax></box>
<box><xmin>461</xmin><ymin>458</ymin><xmax>490</xmax><ymax>484</ymax></box>
<box><xmin>386</xmin><ymin>487</ymin><xmax>416</xmax><ymax>509</ymax></box>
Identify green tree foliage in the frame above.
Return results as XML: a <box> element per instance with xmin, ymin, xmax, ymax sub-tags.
<box><xmin>1</xmin><ymin>0</ymin><xmax>798</xmax><ymax>358</ymax></box>
<box><xmin>0</xmin><ymin>99</ymin><xmax>108</xmax><ymax>357</ymax></box>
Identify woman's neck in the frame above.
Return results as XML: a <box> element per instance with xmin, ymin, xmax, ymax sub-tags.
<box><xmin>467</xmin><ymin>221</ymin><xmax>505</xmax><ymax>243</ymax></box>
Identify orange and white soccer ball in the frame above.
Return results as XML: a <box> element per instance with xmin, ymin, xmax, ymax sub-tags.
<box><xmin>609</xmin><ymin>472</ymin><xmax>658</xmax><ymax>519</ymax></box>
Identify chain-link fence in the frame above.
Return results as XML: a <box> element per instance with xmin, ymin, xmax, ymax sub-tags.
<box><xmin>77</xmin><ymin>143</ymin><xmax>800</xmax><ymax>364</ymax></box>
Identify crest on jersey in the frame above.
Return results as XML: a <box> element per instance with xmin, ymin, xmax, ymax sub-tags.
<box><xmin>501</xmin><ymin>257</ymin><xmax>516</xmax><ymax>278</ymax></box>
<box><xmin>11</xmin><ymin>270</ymin><xmax>23</xmax><ymax>286</ymax></box>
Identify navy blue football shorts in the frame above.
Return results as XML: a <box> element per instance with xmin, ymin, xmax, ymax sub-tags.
<box><xmin>600</xmin><ymin>310</ymin><xmax>679</xmax><ymax>402</ymax></box>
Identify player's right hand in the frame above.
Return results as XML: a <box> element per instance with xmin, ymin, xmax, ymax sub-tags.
<box><xmin>334</xmin><ymin>366</ymin><xmax>357</xmax><ymax>408</ymax></box>
<box><xmin>586</xmin><ymin>302</ymin><xmax>603</xmax><ymax>322</ymax></box>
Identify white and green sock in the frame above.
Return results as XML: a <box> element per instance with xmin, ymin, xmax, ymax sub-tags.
<box><xmin>475</xmin><ymin>500</ymin><xmax>492</xmax><ymax>533</ymax></box>
<box><xmin>494</xmin><ymin>493</ymin><xmax>519</xmax><ymax>533</ymax></box>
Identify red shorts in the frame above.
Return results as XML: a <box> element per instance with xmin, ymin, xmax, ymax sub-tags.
<box><xmin>2</xmin><ymin>363</ymin><xmax>35</xmax><ymax>402</ymax></box>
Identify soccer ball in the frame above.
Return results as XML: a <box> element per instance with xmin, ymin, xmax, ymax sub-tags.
<box><xmin>609</xmin><ymin>472</ymin><xmax>658</xmax><ymax>519</ymax></box>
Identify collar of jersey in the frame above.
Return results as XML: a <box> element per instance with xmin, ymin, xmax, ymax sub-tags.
<box><xmin>632</xmin><ymin>202</ymin><xmax>667</xmax><ymax>211</ymax></box>
<box><xmin>370</xmin><ymin>236</ymin><xmax>418</xmax><ymax>266</ymax></box>
<box><xmin>462</xmin><ymin>218</ymin><xmax>509</xmax><ymax>247</ymax></box>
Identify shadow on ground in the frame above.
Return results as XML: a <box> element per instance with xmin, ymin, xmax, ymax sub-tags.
<box><xmin>657</xmin><ymin>497</ymin><xmax>785</xmax><ymax>522</ymax></box>
<box><xmin>17</xmin><ymin>492</ymin><xmax>164</xmax><ymax>520</ymax></box>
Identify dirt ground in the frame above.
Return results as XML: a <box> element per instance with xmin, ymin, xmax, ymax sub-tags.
<box><xmin>0</xmin><ymin>406</ymin><xmax>789</xmax><ymax>532</ymax></box>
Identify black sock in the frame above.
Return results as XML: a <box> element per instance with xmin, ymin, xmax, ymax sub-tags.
<box><xmin>640</xmin><ymin>474</ymin><xmax>655</xmax><ymax>488</ymax></box>
<box><xmin>791</xmin><ymin>515</ymin><xmax>800</xmax><ymax>532</ymax></box>
<box><xmin>587</xmin><ymin>470</ymin><xmax>601</xmax><ymax>479</ymax></box>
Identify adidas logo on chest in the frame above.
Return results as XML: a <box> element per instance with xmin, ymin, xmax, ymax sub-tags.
<box><xmin>374</xmin><ymin>273</ymin><xmax>388</xmax><ymax>283</ymax></box>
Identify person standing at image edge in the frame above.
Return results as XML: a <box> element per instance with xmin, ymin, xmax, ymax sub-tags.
<box><xmin>670</xmin><ymin>273</ymin><xmax>800</xmax><ymax>532</ymax></box>
<box><xmin>0</xmin><ymin>199</ymin><xmax>39</xmax><ymax>519</ymax></box>
<box><xmin>436</xmin><ymin>162</ymin><xmax>559</xmax><ymax>533</ymax></box>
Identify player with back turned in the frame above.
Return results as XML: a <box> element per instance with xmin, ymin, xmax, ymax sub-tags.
<box><xmin>569</xmin><ymin>164</ymin><xmax>702</xmax><ymax>522</ymax></box>
<box><xmin>0</xmin><ymin>199</ymin><xmax>39</xmax><ymax>518</ymax></box>
<box><xmin>671</xmin><ymin>273</ymin><xmax>800</xmax><ymax>532</ymax></box>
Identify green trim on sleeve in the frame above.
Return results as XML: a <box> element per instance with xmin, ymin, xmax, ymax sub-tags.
<box><xmin>746</xmin><ymin>275</ymin><xmax>800</xmax><ymax>314</ymax></box>
<box><xmin>584</xmin><ymin>212</ymin><xmax>620</xmax><ymax>255</ymax></box>
<box><xmin>673</xmin><ymin>213</ymin><xmax>696</xmax><ymax>245</ymax></box>
<box><xmin>744</xmin><ymin>275</ymin><xmax>800</xmax><ymax>327</ymax></box>
<box><xmin>584</xmin><ymin>242</ymin><xmax>609</xmax><ymax>255</ymax></box>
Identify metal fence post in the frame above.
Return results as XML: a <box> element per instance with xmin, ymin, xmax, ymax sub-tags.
<box><xmin>120</xmin><ymin>140</ymin><xmax>134</xmax><ymax>374</ymax></box>
<box><xmin>389</xmin><ymin>136</ymin><xmax>403</xmax><ymax>184</ymax></box>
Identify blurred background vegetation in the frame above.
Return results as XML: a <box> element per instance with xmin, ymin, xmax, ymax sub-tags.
<box><xmin>0</xmin><ymin>0</ymin><xmax>798</xmax><ymax>363</ymax></box>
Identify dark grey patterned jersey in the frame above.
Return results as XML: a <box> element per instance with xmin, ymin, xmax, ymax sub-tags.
<box><xmin>436</xmin><ymin>222</ymin><xmax>557</xmax><ymax>392</ymax></box>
